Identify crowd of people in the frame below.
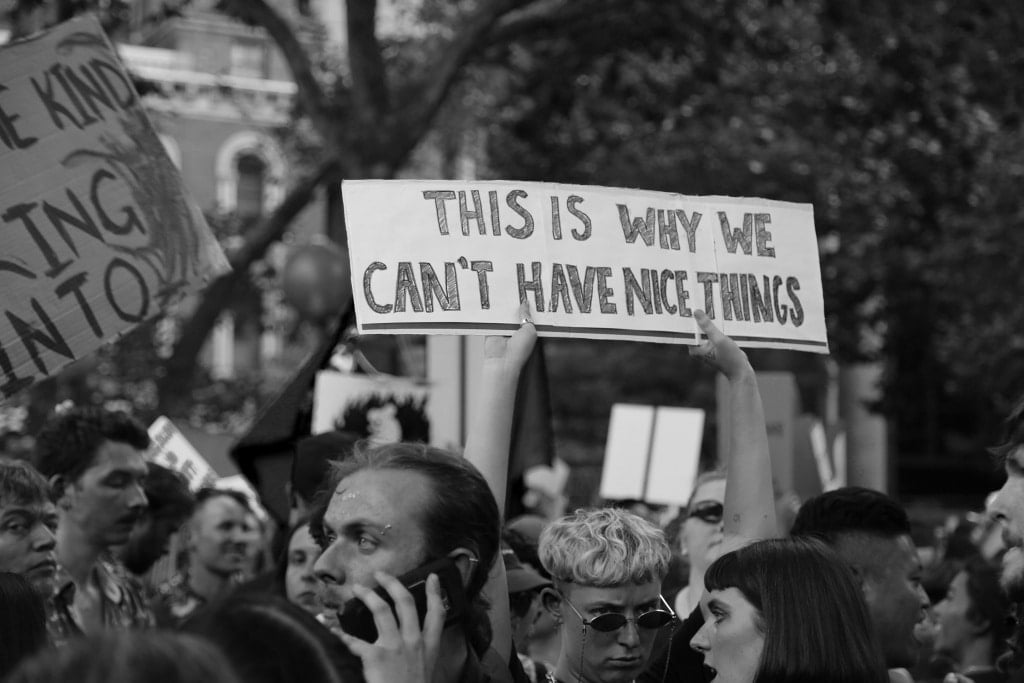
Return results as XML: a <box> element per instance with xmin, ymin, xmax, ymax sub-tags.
<box><xmin>0</xmin><ymin>308</ymin><xmax>1022</xmax><ymax>683</ymax></box>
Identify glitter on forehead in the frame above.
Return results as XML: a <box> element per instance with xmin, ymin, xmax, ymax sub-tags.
<box><xmin>334</xmin><ymin>488</ymin><xmax>360</xmax><ymax>501</ymax></box>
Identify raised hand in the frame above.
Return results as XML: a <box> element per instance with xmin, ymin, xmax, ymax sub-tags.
<box><xmin>481</xmin><ymin>303</ymin><xmax>538</xmax><ymax>377</ymax></box>
<box><xmin>334</xmin><ymin>571</ymin><xmax>445</xmax><ymax>683</ymax></box>
<box><xmin>688</xmin><ymin>309</ymin><xmax>754</xmax><ymax>382</ymax></box>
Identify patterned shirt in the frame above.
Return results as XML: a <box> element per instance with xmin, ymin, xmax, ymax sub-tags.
<box><xmin>46</xmin><ymin>554</ymin><xmax>155</xmax><ymax>647</ymax></box>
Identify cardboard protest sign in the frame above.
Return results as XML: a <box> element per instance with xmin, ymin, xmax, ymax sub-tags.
<box><xmin>600</xmin><ymin>404</ymin><xmax>704</xmax><ymax>506</ymax></box>
<box><xmin>0</xmin><ymin>15</ymin><xmax>230</xmax><ymax>399</ymax></box>
<box><xmin>312</xmin><ymin>371</ymin><xmax>431</xmax><ymax>444</ymax></box>
<box><xmin>342</xmin><ymin>180</ymin><xmax>827</xmax><ymax>352</ymax></box>
<box><xmin>147</xmin><ymin>416</ymin><xmax>219</xmax><ymax>492</ymax></box>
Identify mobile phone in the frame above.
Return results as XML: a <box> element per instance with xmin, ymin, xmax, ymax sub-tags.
<box><xmin>336</xmin><ymin>556</ymin><xmax>468</xmax><ymax>642</ymax></box>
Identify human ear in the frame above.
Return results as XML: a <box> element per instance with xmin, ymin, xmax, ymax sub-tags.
<box><xmin>541</xmin><ymin>587</ymin><xmax>563</xmax><ymax>622</ymax></box>
<box><xmin>447</xmin><ymin>547</ymin><xmax>478</xmax><ymax>588</ymax></box>
<box><xmin>49</xmin><ymin>475</ymin><xmax>72</xmax><ymax>511</ymax></box>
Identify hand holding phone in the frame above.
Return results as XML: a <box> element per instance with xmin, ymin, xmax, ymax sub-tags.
<box><xmin>336</xmin><ymin>556</ymin><xmax>467</xmax><ymax>643</ymax></box>
<box><xmin>333</xmin><ymin>570</ymin><xmax>446</xmax><ymax>683</ymax></box>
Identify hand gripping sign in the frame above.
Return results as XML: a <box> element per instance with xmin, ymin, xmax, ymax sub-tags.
<box><xmin>342</xmin><ymin>180</ymin><xmax>828</xmax><ymax>353</ymax></box>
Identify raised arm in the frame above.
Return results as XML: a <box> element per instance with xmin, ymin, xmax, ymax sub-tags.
<box><xmin>463</xmin><ymin>306</ymin><xmax>538</xmax><ymax>662</ymax></box>
<box><xmin>689</xmin><ymin>310</ymin><xmax>776</xmax><ymax>543</ymax></box>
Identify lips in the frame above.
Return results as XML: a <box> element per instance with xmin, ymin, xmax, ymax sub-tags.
<box><xmin>28</xmin><ymin>558</ymin><xmax>57</xmax><ymax>575</ymax></box>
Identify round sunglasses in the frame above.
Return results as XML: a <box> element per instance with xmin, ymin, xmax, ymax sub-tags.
<box><xmin>560</xmin><ymin>594</ymin><xmax>676</xmax><ymax>633</ymax></box>
<box><xmin>686</xmin><ymin>500</ymin><xmax>724</xmax><ymax>525</ymax></box>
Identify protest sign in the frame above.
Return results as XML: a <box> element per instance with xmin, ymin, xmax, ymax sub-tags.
<box><xmin>312</xmin><ymin>371</ymin><xmax>431</xmax><ymax>444</ymax></box>
<box><xmin>600</xmin><ymin>404</ymin><xmax>704</xmax><ymax>506</ymax></box>
<box><xmin>342</xmin><ymin>180</ymin><xmax>828</xmax><ymax>352</ymax></box>
<box><xmin>147</xmin><ymin>416</ymin><xmax>219</xmax><ymax>492</ymax></box>
<box><xmin>0</xmin><ymin>15</ymin><xmax>230</xmax><ymax>399</ymax></box>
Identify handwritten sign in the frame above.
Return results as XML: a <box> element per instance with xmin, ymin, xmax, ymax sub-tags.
<box><xmin>342</xmin><ymin>180</ymin><xmax>827</xmax><ymax>352</ymax></box>
<box><xmin>147</xmin><ymin>416</ymin><xmax>218</xmax><ymax>492</ymax></box>
<box><xmin>0</xmin><ymin>16</ymin><xmax>230</xmax><ymax>399</ymax></box>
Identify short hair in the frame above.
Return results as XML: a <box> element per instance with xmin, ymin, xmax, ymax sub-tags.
<box><xmin>0</xmin><ymin>459</ymin><xmax>50</xmax><ymax>508</ymax></box>
<box><xmin>183</xmin><ymin>593</ymin><xmax>364</xmax><ymax>683</ymax></box>
<box><xmin>538</xmin><ymin>508</ymin><xmax>671</xmax><ymax>587</ymax></box>
<box><xmin>32</xmin><ymin>407</ymin><xmax>150</xmax><ymax>483</ymax></box>
<box><xmin>0</xmin><ymin>573</ymin><xmax>48</xmax><ymax>679</ymax></box>
<box><xmin>290</xmin><ymin>431</ymin><xmax>359</xmax><ymax>505</ymax></box>
<box><xmin>989</xmin><ymin>392</ymin><xmax>1024</xmax><ymax>461</ymax></box>
<box><xmin>790</xmin><ymin>486</ymin><xmax>911</xmax><ymax>545</ymax></box>
<box><xmin>193</xmin><ymin>487</ymin><xmax>252</xmax><ymax>517</ymax></box>
<box><xmin>144</xmin><ymin>463</ymin><xmax>195</xmax><ymax>521</ymax></box>
<box><xmin>705</xmin><ymin>537</ymin><xmax>890</xmax><ymax>683</ymax></box>
<box><xmin>6</xmin><ymin>631</ymin><xmax>241</xmax><ymax>683</ymax></box>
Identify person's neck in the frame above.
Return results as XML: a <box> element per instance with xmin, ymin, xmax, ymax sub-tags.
<box><xmin>958</xmin><ymin>638</ymin><xmax>995</xmax><ymax>674</ymax></box>
<box><xmin>187</xmin><ymin>561</ymin><xmax>234</xmax><ymax>602</ymax></box>
<box><xmin>431</xmin><ymin>625</ymin><xmax>469</xmax><ymax>683</ymax></box>
<box><xmin>56</xmin><ymin>518</ymin><xmax>103</xmax><ymax>588</ymax></box>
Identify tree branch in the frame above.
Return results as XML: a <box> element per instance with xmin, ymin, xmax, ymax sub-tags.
<box><xmin>157</xmin><ymin>159</ymin><xmax>339</xmax><ymax>413</ymax></box>
<box><xmin>346</xmin><ymin>0</ymin><xmax>389</xmax><ymax>121</ymax></box>
<box><xmin>217</xmin><ymin>0</ymin><xmax>336</xmax><ymax>141</ymax></box>
<box><xmin>388</xmin><ymin>0</ymin><xmax>530</xmax><ymax>160</ymax></box>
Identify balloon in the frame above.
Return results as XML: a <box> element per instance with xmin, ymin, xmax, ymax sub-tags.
<box><xmin>281</xmin><ymin>241</ymin><xmax>352</xmax><ymax>323</ymax></box>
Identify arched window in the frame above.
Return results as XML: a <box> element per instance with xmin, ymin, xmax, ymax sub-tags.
<box><xmin>235</xmin><ymin>154</ymin><xmax>267</xmax><ymax>217</ymax></box>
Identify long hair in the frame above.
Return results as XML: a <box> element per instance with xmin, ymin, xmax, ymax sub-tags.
<box><xmin>6</xmin><ymin>631</ymin><xmax>240</xmax><ymax>683</ymax></box>
<box><xmin>705</xmin><ymin>537</ymin><xmax>889</xmax><ymax>683</ymax></box>
<box><xmin>0</xmin><ymin>572</ymin><xmax>49</xmax><ymax>679</ymax></box>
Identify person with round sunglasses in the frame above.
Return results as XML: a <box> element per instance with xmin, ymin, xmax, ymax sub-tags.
<box><xmin>673</xmin><ymin>471</ymin><xmax>726</xmax><ymax>615</ymax></box>
<box><xmin>538</xmin><ymin>507</ymin><xmax>675</xmax><ymax>683</ymax></box>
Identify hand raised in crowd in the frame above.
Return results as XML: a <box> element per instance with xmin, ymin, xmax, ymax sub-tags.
<box><xmin>333</xmin><ymin>571</ymin><xmax>445</xmax><ymax>683</ymax></box>
<box><xmin>481</xmin><ymin>303</ymin><xmax>538</xmax><ymax>378</ymax></box>
<box><xmin>688</xmin><ymin>309</ymin><xmax>755</xmax><ymax>382</ymax></box>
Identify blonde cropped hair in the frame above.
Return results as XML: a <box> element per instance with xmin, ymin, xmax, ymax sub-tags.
<box><xmin>538</xmin><ymin>508</ymin><xmax>671</xmax><ymax>587</ymax></box>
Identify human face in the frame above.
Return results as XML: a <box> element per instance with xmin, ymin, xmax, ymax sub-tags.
<box><xmin>990</xmin><ymin>445</ymin><xmax>1024</xmax><ymax>601</ymax></box>
<box><xmin>690</xmin><ymin>587</ymin><xmax>764</xmax><ymax>683</ymax></box>
<box><xmin>681</xmin><ymin>479</ymin><xmax>726</xmax><ymax>572</ymax></box>
<box><xmin>313</xmin><ymin>468</ymin><xmax>431</xmax><ymax>615</ymax></box>
<box><xmin>932</xmin><ymin>571</ymin><xmax>977</xmax><ymax>661</ymax></box>
<box><xmin>0</xmin><ymin>499</ymin><xmax>58</xmax><ymax>594</ymax></box>
<box><xmin>61</xmin><ymin>440</ymin><xmax>148</xmax><ymax>549</ymax></box>
<box><xmin>285</xmin><ymin>524</ymin><xmax>323</xmax><ymax>615</ymax></box>
<box><xmin>860</xmin><ymin>534</ymin><xmax>930</xmax><ymax>668</ymax></box>
<box><xmin>189</xmin><ymin>496</ymin><xmax>252</xmax><ymax>577</ymax></box>
<box><xmin>554</xmin><ymin>581</ymin><xmax>666</xmax><ymax>683</ymax></box>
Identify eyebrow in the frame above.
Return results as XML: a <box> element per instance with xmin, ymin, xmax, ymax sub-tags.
<box><xmin>706</xmin><ymin>598</ymin><xmax>728</xmax><ymax>613</ymax></box>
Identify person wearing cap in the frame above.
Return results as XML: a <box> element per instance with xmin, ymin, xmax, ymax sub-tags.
<box><xmin>504</xmin><ymin>543</ymin><xmax>554</xmax><ymax>683</ymax></box>
<box><xmin>288</xmin><ymin>431</ymin><xmax>359</xmax><ymax>526</ymax></box>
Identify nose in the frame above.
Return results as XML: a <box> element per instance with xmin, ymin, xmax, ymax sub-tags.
<box><xmin>690</xmin><ymin>620</ymin><xmax>711</xmax><ymax>654</ymax></box>
<box><xmin>128</xmin><ymin>482</ymin><xmax>148</xmax><ymax>511</ymax></box>
<box><xmin>618</xmin><ymin>619</ymin><xmax>641</xmax><ymax>647</ymax></box>
<box><xmin>989</xmin><ymin>482</ymin><xmax>1011</xmax><ymax>524</ymax></box>
<box><xmin>31</xmin><ymin>523</ymin><xmax>56</xmax><ymax>552</ymax></box>
<box><xmin>314</xmin><ymin>546</ymin><xmax>343</xmax><ymax>586</ymax></box>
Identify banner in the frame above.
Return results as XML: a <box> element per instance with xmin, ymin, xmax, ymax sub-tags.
<box><xmin>0</xmin><ymin>16</ymin><xmax>230</xmax><ymax>399</ymax></box>
<box><xmin>342</xmin><ymin>180</ymin><xmax>827</xmax><ymax>352</ymax></box>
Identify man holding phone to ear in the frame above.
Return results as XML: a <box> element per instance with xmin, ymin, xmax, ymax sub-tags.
<box><xmin>311</xmin><ymin>313</ymin><xmax>539</xmax><ymax>683</ymax></box>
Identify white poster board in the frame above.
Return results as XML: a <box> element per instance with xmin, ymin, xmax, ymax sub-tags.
<box><xmin>343</xmin><ymin>180</ymin><xmax>827</xmax><ymax>353</ymax></box>
<box><xmin>600</xmin><ymin>404</ymin><xmax>705</xmax><ymax>506</ymax></box>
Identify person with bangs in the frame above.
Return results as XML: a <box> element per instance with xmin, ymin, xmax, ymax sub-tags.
<box><xmin>538</xmin><ymin>507</ymin><xmax>676</xmax><ymax>683</ymax></box>
<box><xmin>689</xmin><ymin>537</ymin><xmax>890</xmax><ymax>683</ymax></box>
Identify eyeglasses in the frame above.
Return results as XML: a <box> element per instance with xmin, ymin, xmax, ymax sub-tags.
<box><xmin>687</xmin><ymin>500</ymin><xmax>723</xmax><ymax>525</ymax></box>
<box><xmin>560</xmin><ymin>593</ymin><xmax>675</xmax><ymax>633</ymax></box>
